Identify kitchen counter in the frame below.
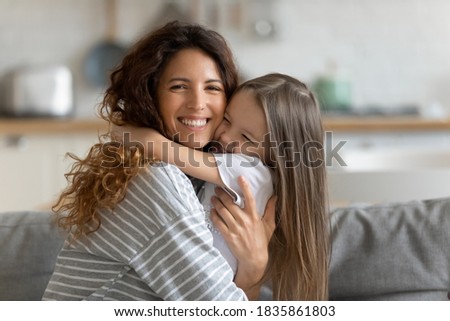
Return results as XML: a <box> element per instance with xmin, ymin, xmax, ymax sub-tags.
<box><xmin>324</xmin><ymin>116</ymin><xmax>450</xmax><ymax>132</ymax></box>
<box><xmin>1</xmin><ymin>116</ymin><xmax>450</xmax><ymax>135</ymax></box>
<box><xmin>0</xmin><ymin>118</ymin><xmax>109</xmax><ymax>135</ymax></box>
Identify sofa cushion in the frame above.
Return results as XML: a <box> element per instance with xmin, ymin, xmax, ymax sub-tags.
<box><xmin>0</xmin><ymin>211</ymin><xmax>65</xmax><ymax>300</ymax></box>
<box><xmin>329</xmin><ymin>197</ymin><xmax>450</xmax><ymax>300</ymax></box>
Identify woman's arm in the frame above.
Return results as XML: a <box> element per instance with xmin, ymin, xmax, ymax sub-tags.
<box><xmin>210</xmin><ymin>176</ymin><xmax>277</xmax><ymax>300</ymax></box>
<box><xmin>112</xmin><ymin>124</ymin><xmax>223</xmax><ymax>186</ymax></box>
<box><xmin>126</xmin><ymin>166</ymin><xmax>251</xmax><ymax>300</ymax></box>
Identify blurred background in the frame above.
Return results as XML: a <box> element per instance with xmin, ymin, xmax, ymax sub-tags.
<box><xmin>1</xmin><ymin>0</ymin><xmax>450</xmax><ymax>210</ymax></box>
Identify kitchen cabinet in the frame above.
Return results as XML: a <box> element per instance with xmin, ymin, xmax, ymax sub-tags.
<box><xmin>328</xmin><ymin>130</ymin><xmax>450</xmax><ymax>156</ymax></box>
<box><xmin>0</xmin><ymin>132</ymin><xmax>100</xmax><ymax>212</ymax></box>
<box><xmin>322</xmin><ymin>116</ymin><xmax>450</xmax><ymax>168</ymax></box>
<box><xmin>326</xmin><ymin>124</ymin><xmax>450</xmax><ymax>204</ymax></box>
<box><xmin>0</xmin><ymin>118</ymin><xmax>105</xmax><ymax>212</ymax></box>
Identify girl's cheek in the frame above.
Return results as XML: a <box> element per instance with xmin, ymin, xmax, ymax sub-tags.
<box><xmin>213</xmin><ymin>123</ymin><xmax>225</xmax><ymax>140</ymax></box>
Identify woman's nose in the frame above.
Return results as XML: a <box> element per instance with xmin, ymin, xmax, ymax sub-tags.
<box><xmin>186</xmin><ymin>89</ymin><xmax>206</xmax><ymax>110</ymax></box>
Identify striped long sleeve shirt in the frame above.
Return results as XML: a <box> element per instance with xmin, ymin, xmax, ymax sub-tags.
<box><xmin>42</xmin><ymin>163</ymin><xmax>247</xmax><ymax>301</ymax></box>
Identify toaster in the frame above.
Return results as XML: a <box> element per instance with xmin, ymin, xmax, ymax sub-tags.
<box><xmin>0</xmin><ymin>65</ymin><xmax>74</xmax><ymax>117</ymax></box>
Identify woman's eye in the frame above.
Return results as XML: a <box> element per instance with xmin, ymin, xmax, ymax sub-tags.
<box><xmin>206</xmin><ymin>85</ymin><xmax>222</xmax><ymax>92</ymax></box>
<box><xmin>170</xmin><ymin>84</ymin><xmax>186</xmax><ymax>90</ymax></box>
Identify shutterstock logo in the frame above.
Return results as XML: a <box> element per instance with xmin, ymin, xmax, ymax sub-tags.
<box><xmin>100</xmin><ymin>131</ymin><xmax>347</xmax><ymax>169</ymax></box>
<box><xmin>324</xmin><ymin>131</ymin><xmax>347</xmax><ymax>167</ymax></box>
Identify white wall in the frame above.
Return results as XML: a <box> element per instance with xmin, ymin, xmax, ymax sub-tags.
<box><xmin>235</xmin><ymin>0</ymin><xmax>450</xmax><ymax>111</ymax></box>
<box><xmin>1</xmin><ymin>0</ymin><xmax>450</xmax><ymax>117</ymax></box>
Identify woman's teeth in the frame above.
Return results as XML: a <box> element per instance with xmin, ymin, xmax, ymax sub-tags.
<box><xmin>180</xmin><ymin>118</ymin><xmax>207</xmax><ymax>127</ymax></box>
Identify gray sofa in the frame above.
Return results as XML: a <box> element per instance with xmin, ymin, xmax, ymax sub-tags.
<box><xmin>1</xmin><ymin>197</ymin><xmax>449</xmax><ymax>301</ymax></box>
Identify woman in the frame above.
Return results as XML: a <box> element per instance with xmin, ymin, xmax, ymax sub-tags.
<box><xmin>42</xmin><ymin>21</ymin><xmax>274</xmax><ymax>301</ymax></box>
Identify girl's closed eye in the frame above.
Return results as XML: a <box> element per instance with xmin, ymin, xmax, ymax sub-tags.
<box><xmin>242</xmin><ymin>134</ymin><xmax>256</xmax><ymax>144</ymax></box>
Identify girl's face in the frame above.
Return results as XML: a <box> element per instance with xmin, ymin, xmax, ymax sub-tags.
<box><xmin>157</xmin><ymin>48</ymin><xmax>227</xmax><ymax>149</ymax></box>
<box><xmin>213</xmin><ymin>89</ymin><xmax>268</xmax><ymax>161</ymax></box>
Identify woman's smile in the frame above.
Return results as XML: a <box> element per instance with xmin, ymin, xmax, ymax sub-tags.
<box><xmin>178</xmin><ymin>117</ymin><xmax>210</xmax><ymax>130</ymax></box>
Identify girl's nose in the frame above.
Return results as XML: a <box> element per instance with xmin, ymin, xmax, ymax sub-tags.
<box><xmin>217</xmin><ymin>131</ymin><xmax>237</xmax><ymax>151</ymax></box>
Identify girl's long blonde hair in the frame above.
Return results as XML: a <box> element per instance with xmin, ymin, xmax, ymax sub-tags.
<box><xmin>237</xmin><ymin>73</ymin><xmax>329</xmax><ymax>300</ymax></box>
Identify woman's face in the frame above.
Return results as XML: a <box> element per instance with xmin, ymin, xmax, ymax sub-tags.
<box><xmin>157</xmin><ymin>48</ymin><xmax>227</xmax><ymax>149</ymax></box>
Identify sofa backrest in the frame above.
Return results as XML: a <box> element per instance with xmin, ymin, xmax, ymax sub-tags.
<box><xmin>0</xmin><ymin>198</ymin><xmax>449</xmax><ymax>301</ymax></box>
<box><xmin>329</xmin><ymin>197</ymin><xmax>450</xmax><ymax>300</ymax></box>
<box><xmin>0</xmin><ymin>211</ymin><xmax>65</xmax><ymax>300</ymax></box>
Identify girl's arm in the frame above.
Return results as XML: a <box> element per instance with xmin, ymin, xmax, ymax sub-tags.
<box><xmin>112</xmin><ymin>125</ymin><xmax>223</xmax><ymax>186</ymax></box>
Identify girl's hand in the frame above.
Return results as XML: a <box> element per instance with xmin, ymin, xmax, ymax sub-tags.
<box><xmin>210</xmin><ymin>176</ymin><xmax>277</xmax><ymax>300</ymax></box>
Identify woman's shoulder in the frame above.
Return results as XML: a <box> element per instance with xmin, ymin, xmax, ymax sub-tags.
<box><xmin>130</xmin><ymin>162</ymin><xmax>202</xmax><ymax>211</ymax></box>
<box><xmin>73</xmin><ymin>162</ymin><xmax>204</xmax><ymax>260</ymax></box>
<box><xmin>141</xmin><ymin>162</ymin><xmax>194</xmax><ymax>186</ymax></box>
<box><xmin>139</xmin><ymin>161</ymin><xmax>187</xmax><ymax>181</ymax></box>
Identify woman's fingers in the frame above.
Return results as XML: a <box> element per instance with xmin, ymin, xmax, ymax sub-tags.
<box><xmin>213</xmin><ymin>187</ymin><xmax>241</xmax><ymax>223</ymax></box>
<box><xmin>210</xmin><ymin>195</ymin><xmax>235</xmax><ymax>229</ymax></box>
<box><xmin>213</xmin><ymin>176</ymin><xmax>258</xmax><ymax>222</ymax></box>
<box><xmin>237</xmin><ymin>176</ymin><xmax>258</xmax><ymax>219</ymax></box>
<box><xmin>213</xmin><ymin>176</ymin><xmax>276</xmax><ymax>231</ymax></box>
<box><xmin>210</xmin><ymin>208</ymin><xmax>228</xmax><ymax>231</ymax></box>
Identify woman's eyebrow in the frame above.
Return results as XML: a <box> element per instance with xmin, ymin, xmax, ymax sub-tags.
<box><xmin>206</xmin><ymin>79</ymin><xmax>223</xmax><ymax>84</ymax></box>
<box><xmin>167</xmin><ymin>78</ymin><xmax>223</xmax><ymax>84</ymax></box>
<box><xmin>168</xmin><ymin>77</ymin><xmax>190</xmax><ymax>83</ymax></box>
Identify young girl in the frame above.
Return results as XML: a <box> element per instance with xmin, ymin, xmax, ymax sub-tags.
<box><xmin>124</xmin><ymin>73</ymin><xmax>329</xmax><ymax>300</ymax></box>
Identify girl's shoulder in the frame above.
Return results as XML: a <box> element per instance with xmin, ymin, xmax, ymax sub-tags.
<box><xmin>213</xmin><ymin>153</ymin><xmax>270</xmax><ymax>177</ymax></box>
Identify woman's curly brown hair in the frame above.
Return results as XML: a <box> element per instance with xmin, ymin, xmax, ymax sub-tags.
<box><xmin>53</xmin><ymin>21</ymin><xmax>238</xmax><ymax>238</ymax></box>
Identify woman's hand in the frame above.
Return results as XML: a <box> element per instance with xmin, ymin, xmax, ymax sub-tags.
<box><xmin>210</xmin><ymin>176</ymin><xmax>277</xmax><ymax>300</ymax></box>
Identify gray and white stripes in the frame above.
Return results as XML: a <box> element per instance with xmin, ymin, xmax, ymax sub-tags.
<box><xmin>42</xmin><ymin>163</ymin><xmax>246</xmax><ymax>301</ymax></box>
